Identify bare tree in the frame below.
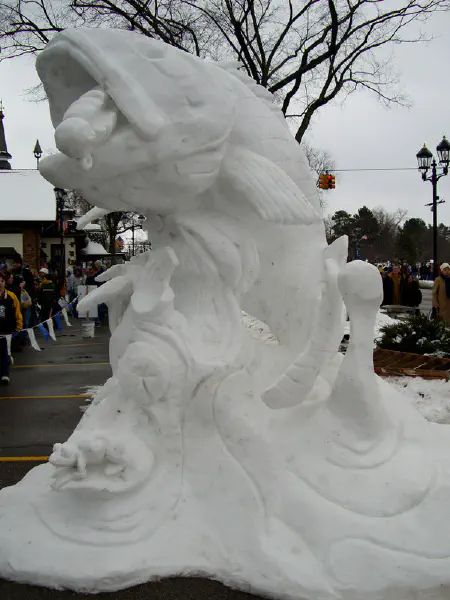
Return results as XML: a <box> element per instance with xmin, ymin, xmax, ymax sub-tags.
<box><xmin>65</xmin><ymin>189</ymin><xmax>92</xmax><ymax>217</ymax></box>
<box><xmin>369</xmin><ymin>206</ymin><xmax>407</xmax><ymax>261</ymax></box>
<box><xmin>301</xmin><ymin>141</ymin><xmax>336</xmax><ymax>208</ymax></box>
<box><xmin>1</xmin><ymin>0</ymin><xmax>449</xmax><ymax>142</ymax></box>
<box><xmin>372</xmin><ymin>206</ymin><xmax>408</xmax><ymax>233</ymax></box>
<box><xmin>301</xmin><ymin>141</ymin><xmax>336</xmax><ymax>177</ymax></box>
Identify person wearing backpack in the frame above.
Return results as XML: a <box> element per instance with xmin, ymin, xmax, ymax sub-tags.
<box><xmin>0</xmin><ymin>272</ymin><xmax>23</xmax><ymax>384</ymax></box>
<box><xmin>38</xmin><ymin>268</ymin><xmax>57</xmax><ymax>322</ymax></box>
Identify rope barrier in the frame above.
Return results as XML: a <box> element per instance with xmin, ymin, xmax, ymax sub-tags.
<box><xmin>0</xmin><ymin>296</ymin><xmax>80</xmax><ymax>353</ymax></box>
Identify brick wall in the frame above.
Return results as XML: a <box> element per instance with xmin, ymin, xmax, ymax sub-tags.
<box><xmin>22</xmin><ymin>227</ymin><xmax>41</xmax><ymax>272</ymax></box>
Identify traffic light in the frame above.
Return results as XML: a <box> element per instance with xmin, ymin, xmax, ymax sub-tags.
<box><xmin>327</xmin><ymin>174</ymin><xmax>336</xmax><ymax>189</ymax></box>
<box><xmin>318</xmin><ymin>173</ymin><xmax>336</xmax><ymax>189</ymax></box>
<box><xmin>318</xmin><ymin>174</ymin><xmax>328</xmax><ymax>189</ymax></box>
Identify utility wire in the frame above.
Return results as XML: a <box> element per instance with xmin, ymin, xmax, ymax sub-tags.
<box><xmin>332</xmin><ymin>167</ymin><xmax>418</xmax><ymax>172</ymax></box>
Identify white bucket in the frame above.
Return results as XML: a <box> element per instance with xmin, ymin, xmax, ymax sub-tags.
<box><xmin>81</xmin><ymin>320</ymin><xmax>95</xmax><ymax>338</ymax></box>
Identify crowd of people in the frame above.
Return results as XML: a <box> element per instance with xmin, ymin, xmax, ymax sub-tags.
<box><xmin>379</xmin><ymin>264</ymin><xmax>422</xmax><ymax>309</ymax></box>
<box><xmin>378</xmin><ymin>260</ymin><xmax>450</xmax><ymax>325</ymax></box>
<box><xmin>0</xmin><ymin>257</ymin><xmax>107</xmax><ymax>385</ymax></box>
<box><xmin>432</xmin><ymin>262</ymin><xmax>450</xmax><ymax>324</ymax></box>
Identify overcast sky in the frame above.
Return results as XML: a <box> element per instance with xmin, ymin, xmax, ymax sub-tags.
<box><xmin>1</xmin><ymin>9</ymin><xmax>450</xmax><ymax>226</ymax></box>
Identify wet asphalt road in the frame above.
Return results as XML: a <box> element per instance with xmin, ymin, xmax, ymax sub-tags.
<box><xmin>0</xmin><ymin>578</ymin><xmax>265</xmax><ymax>600</ymax></box>
<box><xmin>0</xmin><ymin>321</ymin><xmax>265</xmax><ymax>600</ymax></box>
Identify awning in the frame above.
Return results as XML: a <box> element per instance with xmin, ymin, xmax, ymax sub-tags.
<box><xmin>0</xmin><ymin>247</ymin><xmax>21</xmax><ymax>257</ymax></box>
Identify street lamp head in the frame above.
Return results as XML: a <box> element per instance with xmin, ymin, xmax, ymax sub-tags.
<box><xmin>416</xmin><ymin>143</ymin><xmax>433</xmax><ymax>176</ymax></box>
<box><xmin>436</xmin><ymin>136</ymin><xmax>450</xmax><ymax>170</ymax></box>
<box><xmin>33</xmin><ymin>139</ymin><xmax>43</xmax><ymax>161</ymax></box>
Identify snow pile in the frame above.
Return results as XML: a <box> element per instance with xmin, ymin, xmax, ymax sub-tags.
<box><xmin>242</xmin><ymin>309</ymin><xmax>398</xmax><ymax>348</ymax></box>
<box><xmin>419</xmin><ymin>280</ymin><xmax>434</xmax><ymax>289</ymax></box>
<box><xmin>79</xmin><ymin>385</ymin><xmax>102</xmax><ymax>412</ymax></box>
<box><xmin>374</xmin><ymin>311</ymin><xmax>400</xmax><ymax>340</ymax></box>
<box><xmin>344</xmin><ymin>310</ymin><xmax>399</xmax><ymax>345</ymax></box>
<box><xmin>389</xmin><ymin>376</ymin><xmax>450</xmax><ymax>424</ymax></box>
<box><xmin>81</xmin><ymin>385</ymin><xmax>102</xmax><ymax>398</ymax></box>
<box><xmin>244</xmin><ymin>310</ymin><xmax>450</xmax><ymax>426</ymax></box>
<box><xmin>81</xmin><ymin>223</ymin><xmax>103</xmax><ymax>232</ymax></box>
<box><xmin>82</xmin><ymin>240</ymin><xmax>109</xmax><ymax>255</ymax></box>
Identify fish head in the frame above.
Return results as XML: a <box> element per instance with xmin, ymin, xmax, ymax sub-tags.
<box><xmin>36</xmin><ymin>29</ymin><xmax>237</xmax><ymax>215</ymax></box>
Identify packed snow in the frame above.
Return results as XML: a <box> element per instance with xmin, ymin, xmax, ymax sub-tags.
<box><xmin>388</xmin><ymin>376</ymin><xmax>450</xmax><ymax>424</ymax></box>
<box><xmin>344</xmin><ymin>309</ymin><xmax>399</xmax><ymax>345</ymax></box>
<box><xmin>82</xmin><ymin>240</ymin><xmax>109</xmax><ymax>255</ymax></box>
<box><xmin>242</xmin><ymin>311</ymin><xmax>278</xmax><ymax>344</ymax></box>
<box><xmin>245</xmin><ymin>311</ymin><xmax>450</xmax><ymax>426</ymax></box>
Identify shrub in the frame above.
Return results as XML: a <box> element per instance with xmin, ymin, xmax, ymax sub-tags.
<box><xmin>376</xmin><ymin>313</ymin><xmax>450</xmax><ymax>356</ymax></box>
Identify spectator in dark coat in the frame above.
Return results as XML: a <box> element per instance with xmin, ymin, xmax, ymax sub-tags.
<box><xmin>401</xmin><ymin>275</ymin><xmax>422</xmax><ymax>308</ymax></box>
<box><xmin>381</xmin><ymin>268</ymin><xmax>394</xmax><ymax>306</ymax></box>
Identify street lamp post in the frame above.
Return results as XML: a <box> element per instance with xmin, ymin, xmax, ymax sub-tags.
<box><xmin>33</xmin><ymin>139</ymin><xmax>42</xmax><ymax>168</ymax></box>
<box><xmin>54</xmin><ymin>188</ymin><xmax>66</xmax><ymax>271</ymax></box>
<box><xmin>416</xmin><ymin>137</ymin><xmax>450</xmax><ymax>279</ymax></box>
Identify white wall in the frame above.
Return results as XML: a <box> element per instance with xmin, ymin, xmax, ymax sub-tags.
<box><xmin>0</xmin><ymin>233</ymin><xmax>23</xmax><ymax>256</ymax></box>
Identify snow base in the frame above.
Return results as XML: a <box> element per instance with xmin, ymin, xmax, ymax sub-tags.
<box><xmin>3</xmin><ymin>368</ymin><xmax>450</xmax><ymax>600</ymax></box>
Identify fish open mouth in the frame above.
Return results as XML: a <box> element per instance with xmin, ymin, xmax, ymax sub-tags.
<box><xmin>36</xmin><ymin>30</ymin><xmax>168</xmax><ymax>170</ymax></box>
<box><xmin>37</xmin><ymin>39</ymin><xmax>122</xmax><ymax>171</ymax></box>
<box><xmin>37</xmin><ymin>39</ymin><xmax>107</xmax><ymax>131</ymax></box>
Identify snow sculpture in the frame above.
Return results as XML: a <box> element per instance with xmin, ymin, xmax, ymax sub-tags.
<box><xmin>1</xmin><ymin>29</ymin><xmax>450</xmax><ymax>600</ymax></box>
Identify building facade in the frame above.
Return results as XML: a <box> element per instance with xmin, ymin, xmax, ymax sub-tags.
<box><xmin>0</xmin><ymin>106</ymin><xmax>85</xmax><ymax>271</ymax></box>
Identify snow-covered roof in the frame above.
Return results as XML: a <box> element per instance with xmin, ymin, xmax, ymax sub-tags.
<box><xmin>0</xmin><ymin>169</ymin><xmax>56</xmax><ymax>221</ymax></box>
<box><xmin>82</xmin><ymin>223</ymin><xmax>103</xmax><ymax>232</ymax></box>
<box><xmin>82</xmin><ymin>240</ymin><xmax>109</xmax><ymax>255</ymax></box>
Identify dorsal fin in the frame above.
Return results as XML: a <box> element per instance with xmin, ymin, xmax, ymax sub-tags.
<box><xmin>217</xmin><ymin>61</ymin><xmax>287</xmax><ymax>127</ymax></box>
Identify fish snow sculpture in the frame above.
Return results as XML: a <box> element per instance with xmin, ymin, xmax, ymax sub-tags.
<box><xmin>1</xmin><ymin>28</ymin><xmax>450</xmax><ymax>600</ymax></box>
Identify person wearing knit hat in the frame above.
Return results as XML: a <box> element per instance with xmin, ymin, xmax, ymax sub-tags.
<box><xmin>432</xmin><ymin>263</ymin><xmax>450</xmax><ymax>323</ymax></box>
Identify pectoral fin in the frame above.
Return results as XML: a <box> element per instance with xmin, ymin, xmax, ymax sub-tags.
<box><xmin>221</xmin><ymin>146</ymin><xmax>321</xmax><ymax>225</ymax></box>
<box><xmin>77</xmin><ymin>276</ymin><xmax>130</xmax><ymax>313</ymax></box>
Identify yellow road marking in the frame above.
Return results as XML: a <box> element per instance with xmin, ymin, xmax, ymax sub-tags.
<box><xmin>0</xmin><ymin>456</ymin><xmax>48</xmax><ymax>462</ymax></box>
<box><xmin>0</xmin><ymin>394</ymin><xmax>91</xmax><ymax>400</ymax></box>
<box><xmin>12</xmin><ymin>362</ymin><xmax>109</xmax><ymax>368</ymax></box>
<box><xmin>61</xmin><ymin>343</ymin><xmax>108</xmax><ymax>347</ymax></box>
